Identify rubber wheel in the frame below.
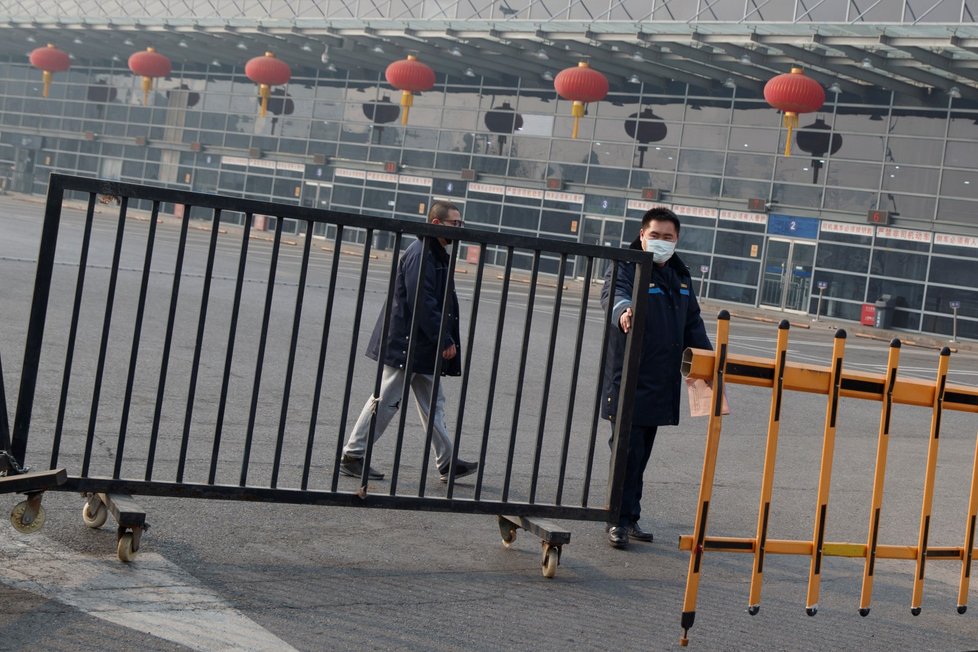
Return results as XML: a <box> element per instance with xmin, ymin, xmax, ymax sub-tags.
<box><xmin>10</xmin><ymin>501</ymin><xmax>45</xmax><ymax>534</ymax></box>
<box><xmin>542</xmin><ymin>547</ymin><xmax>559</xmax><ymax>578</ymax></box>
<box><xmin>82</xmin><ymin>501</ymin><xmax>108</xmax><ymax>529</ymax></box>
<box><xmin>499</xmin><ymin>520</ymin><xmax>517</xmax><ymax>547</ymax></box>
<box><xmin>117</xmin><ymin>532</ymin><xmax>136</xmax><ymax>562</ymax></box>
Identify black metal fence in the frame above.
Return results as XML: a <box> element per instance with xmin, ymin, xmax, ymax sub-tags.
<box><xmin>9</xmin><ymin>174</ymin><xmax>651</xmax><ymax>528</ymax></box>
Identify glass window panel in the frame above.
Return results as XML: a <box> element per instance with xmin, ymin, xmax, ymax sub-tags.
<box><xmin>721</xmin><ymin>178</ymin><xmax>772</xmax><ymax>202</ymax></box>
<box><xmin>929</xmin><ymin>255</ymin><xmax>978</xmax><ymax>288</ymax></box>
<box><xmin>774</xmin><ymin>156</ymin><xmax>824</xmax><ymax>185</ymax></box>
<box><xmin>881</xmin><ymin>192</ymin><xmax>936</xmax><ymax>221</ymax></box>
<box><xmin>832</xmin><ymin>132</ymin><xmax>887</xmax><ymax>162</ymax></box>
<box><xmin>548</xmin><ymin>161</ymin><xmax>587</xmax><ymax>183</ymax></box>
<box><xmin>465</xmin><ymin>200</ymin><xmax>501</xmax><ymax>226</ymax></box>
<box><xmin>401</xmin><ymin>149</ymin><xmax>435</xmax><ymax>168</ymax></box>
<box><xmin>772</xmin><ymin>183</ymin><xmax>823</xmax><ymax>210</ymax></box>
<box><xmin>724</xmin><ymin>151</ymin><xmax>774</xmax><ymax>180</ymax></box>
<box><xmin>945</xmin><ymin>140</ymin><xmax>978</xmax><ymax>168</ymax></box>
<box><xmin>540</xmin><ymin>210</ymin><xmax>577</xmax><ymax>235</ymax></box>
<box><xmin>587</xmin><ymin>166</ymin><xmax>629</xmax><ymax>188</ymax></box>
<box><xmin>816</xmin><ymin>242</ymin><xmax>870</xmax><ymax>273</ymax></box>
<box><xmin>871</xmin><ymin>249</ymin><xmax>928</xmax><ymax>281</ymax></box>
<box><xmin>732</xmin><ymin>101</ymin><xmax>780</xmax><ymax>127</ymax></box>
<box><xmin>674</xmin><ymin>174</ymin><xmax>720</xmax><ymax>199</ymax></box>
<box><xmin>812</xmin><ymin>270</ymin><xmax>868</xmax><ymax>303</ymax></box>
<box><xmin>332</xmin><ymin>183</ymin><xmax>364</xmax><ymax>207</ymax></box>
<box><xmin>628</xmin><ymin>169</ymin><xmax>675</xmax><ymax>192</ymax></box>
<box><xmin>937</xmin><ymin>197</ymin><xmax>978</xmax><ymax>224</ymax></box>
<box><xmin>866</xmin><ymin>278</ymin><xmax>925</xmax><ymax>312</ymax></box>
<box><xmin>678</xmin><ymin>150</ymin><xmax>724</xmax><ymax>174</ymax></box>
<box><xmin>882</xmin><ymin>164</ymin><xmax>938</xmax><ymax>195</ymax></box>
<box><xmin>940</xmin><ymin>169</ymin><xmax>978</xmax><ymax>200</ymax></box>
<box><xmin>728</xmin><ymin>126</ymin><xmax>779</xmax><ymax>153</ymax></box>
<box><xmin>948</xmin><ymin>111</ymin><xmax>978</xmax><ymax>139</ymax></box>
<box><xmin>823</xmin><ymin>187</ymin><xmax>877</xmax><ymax>212</ymax></box>
<box><xmin>889</xmin><ymin>109</ymin><xmax>947</xmax><ymax>137</ymax></box>
<box><xmin>886</xmin><ymin>136</ymin><xmax>943</xmax><ymax>166</ymax></box>
<box><xmin>507</xmin><ymin>158</ymin><xmax>547</xmax><ymax>180</ymax></box>
<box><xmin>833</xmin><ymin>108</ymin><xmax>888</xmax><ymax>135</ymax></box>
<box><xmin>640</xmin><ymin>97</ymin><xmax>687</xmax><ymax>122</ymax></box>
<box><xmin>826</xmin><ymin>160</ymin><xmax>880</xmax><ymax>190</ymax></box>
<box><xmin>684</xmin><ymin>99</ymin><xmax>732</xmax><ymax>125</ymax></box>
<box><xmin>500</xmin><ymin>204</ymin><xmax>540</xmax><ymax>231</ymax></box>
<box><xmin>713</xmin><ymin>231</ymin><xmax>764</xmax><ymax>257</ymax></box>
<box><xmin>680</xmin><ymin>124</ymin><xmax>729</xmax><ymax>149</ymax></box>
<box><xmin>678</xmin><ymin>225</ymin><xmax>714</xmax><ymax>254</ymax></box>
<box><xmin>551</xmin><ymin>138</ymin><xmax>591</xmax><ymax>163</ymax></box>
<box><xmin>707</xmin><ymin>282</ymin><xmax>756</xmax><ymax>304</ymax></box>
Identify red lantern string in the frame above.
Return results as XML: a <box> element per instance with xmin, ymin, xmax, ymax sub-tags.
<box><xmin>554</xmin><ymin>61</ymin><xmax>609</xmax><ymax>139</ymax></box>
<box><xmin>29</xmin><ymin>43</ymin><xmax>71</xmax><ymax>98</ymax></box>
<box><xmin>128</xmin><ymin>47</ymin><xmax>172</xmax><ymax>105</ymax></box>
<box><xmin>385</xmin><ymin>55</ymin><xmax>436</xmax><ymax>126</ymax></box>
<box><xmin>763</xmin><ymin>67</ymin><xmax>825</xmax><ymax>156</ymax></box>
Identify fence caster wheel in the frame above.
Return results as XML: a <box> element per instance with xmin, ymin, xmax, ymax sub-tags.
<box><xmin>10</xmin><ymin>500</ymin><xmax>45</xmax><ymax>534</ymax></box>
<box><xmin>499</xmin><ymin>518</ymin><xmax>517</xmax><ymax>548</ymax></box>
<box><xmin>82</xmin><ymin>500</ymin><xmax>108</xmax><ymax>529</ymax></box>
<box><xmin>117</xmin><ymin>532</ymin><xmax>136</xmax><ymax>563</ymax></box>
<box><xmin>542</xmin><ymin>545</ymin><xmax>560</xmax><ymax>579</ymax></box>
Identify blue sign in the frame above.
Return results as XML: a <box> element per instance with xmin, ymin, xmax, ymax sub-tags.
<box><xmin>767</xmin><ymin>213</ymin><xmax>819</xmax><ymax>239</ymax></box>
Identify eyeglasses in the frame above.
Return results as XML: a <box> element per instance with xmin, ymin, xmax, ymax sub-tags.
<box><xmin>442</xmin><ymin>219</ymin><xmax>464</xmax><ymax>227</ymax></box>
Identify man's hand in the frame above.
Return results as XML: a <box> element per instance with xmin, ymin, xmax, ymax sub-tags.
<box><xmin>442</xmin><ymin>343</ymin><xmax>457</xmax><ymax>360</ymax></box>
<box><xmin>619</xmin><ymin>307</ymin><xmax>633</xmax><ymax>334</ymax></box>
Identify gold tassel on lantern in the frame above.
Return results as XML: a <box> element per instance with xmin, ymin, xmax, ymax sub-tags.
<box><xmin>140</xmin><ymin>76</ymin><xmax>153</xmax><ymax>105</ymax></box>
<box><xmin>783</xmin><ymin>111</ymin><xmax>799</xmax><ymax>156</ymax></box>
<box><xmin>399</xmin><ymin>90</ymin><xmax>413</xmax><ymax>126</ymax></box>
<box><xmin>41</xmin><ymin>70</ymin><xmax>53</xmax><ymax>98</ymax></box>
<box><xmin>258</xmin><ymin>83</ymin><xmax>270</xmax><ymax>117</ymax></box>
<box><xmin>571</xmin><ymin>101</ymin><xmax>585</xmax><ymax>139</ymax></box>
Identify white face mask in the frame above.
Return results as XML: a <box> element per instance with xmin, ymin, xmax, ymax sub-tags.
<box><xmin>645</xmin><ymin>238</ymin><xmax>676</xmax><ymax>264</ymax></box>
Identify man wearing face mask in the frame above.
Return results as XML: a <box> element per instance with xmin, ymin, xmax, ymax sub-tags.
<box><xmin>600</xmin><ymin>207</ymin><xmax>713</xmax><ymax>549</ymax></box>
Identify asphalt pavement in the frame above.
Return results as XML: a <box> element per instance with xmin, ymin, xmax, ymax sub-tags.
<box><xmin>1</xmin><ymin>191</ymin><xmax>977</xmax><ymax>651</ymax></box>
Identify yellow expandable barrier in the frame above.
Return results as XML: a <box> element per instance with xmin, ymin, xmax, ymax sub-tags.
<box><xmin>677</xmin><ymin>311</ymin><xmax>978</xmax><ymax>646</ymax></box>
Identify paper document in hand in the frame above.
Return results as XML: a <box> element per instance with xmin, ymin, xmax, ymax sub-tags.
<box><xmin>687</xmin><ymin>378</ymin><xmax>731</xmax><ymax>417</ymax></box>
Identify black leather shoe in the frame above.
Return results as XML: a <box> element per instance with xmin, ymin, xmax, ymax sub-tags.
<box><xmin>608</xmin><ymin>526</ymin><xmax>628</xmax><ymax>549</ymax></box>
<box><xmin>339</xmin><ymin>455</ymin><xmax>385</xmax><ymax>480</ymax></box>
<box><xmin>440</xmin><ymin>458</ymin><xmax>478</xmax><ymax>482</ymax></box>
<box><xmin>627</xmin><ymin>522</ymin><xmax>654</xmax><ymax>542</ymax></box>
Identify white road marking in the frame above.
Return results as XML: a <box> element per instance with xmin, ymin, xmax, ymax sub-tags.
<box><xmin>0</xmin><ymin>534</ymin><xmax>297</xmax><ymax>652</ymax></box>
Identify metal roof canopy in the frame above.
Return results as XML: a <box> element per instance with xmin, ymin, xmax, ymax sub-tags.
<box><xmin>3</xmin><ymin>17</ymin><xmax>978</xmax><ymax>106</ymax></box>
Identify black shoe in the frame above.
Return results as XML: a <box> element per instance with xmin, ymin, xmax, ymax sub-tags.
<box><xmin>608</xmin><ymin>526</ymin><xmax>628</xmax><ymax>549</ymax></box>
<box><xmin>339</xmin><ymin>455</ymin><xmax>385</xmax><ymax>480</ymax></box>
<box><xmin>439</xmin><ymin>458</ymin><xmax>479</xmax><ymax>482</ymax></box>
<box><xmin>627</xmin><ymin>522</ymin><xmax>654</xmax><ymax>542</ymax></box>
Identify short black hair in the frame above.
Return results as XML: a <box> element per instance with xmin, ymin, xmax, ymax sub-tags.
<box><xmin>429</xmin><ymin>200</ymin><xmax>460</xmax><ymax>223</ymax></box>
<box><xmin>641</xmin><ymin>207</ymin><xmax>681</xmax><ymax>234</ymax></box>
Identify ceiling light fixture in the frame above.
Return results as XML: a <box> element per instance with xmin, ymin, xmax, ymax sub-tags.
<box><xmin>178</xmin><ymin>40</ymin><xmax>188</xmax><ymax>48</ymax></box>
<box><xmin>26</xmin><ymin>35</ymin><xmax>36</xmax><ymax>43</ymax></box>
<box><xmin>464</xmin><ymin>67</ymin><xmax>476</xmax><ymax>77</ymax></box>
<box><xmin>542</xmin><ymin>70</ymin><xmax>553</xmax><ymax>81</ymax></box>
<box><xmin>828</xmin><ymin>82</ymin><xmax>842</xmax><ymax>94</ymax></box>
<box><xmin>631</xmin><ymin>51</ymin><xmax>644</xmax><ymax>62</ymax></box>
<box><xmin>123</xmin><ymin>38</ymin><xmax>134</xmax><ymax>46</ymax></box>
<box><xmin>723</xmin><ymin>77</ymin><xmax>736</xmax><ymax>89</ymax></box>
<box><xmin>237</xmin><ymin>41</ymin><xmax>248</xmax><ymax>50</ymax></box>
<box><xmin>321</xmin><ymin>45</ymin><xmax>330</xmax><ymax>63</ymax></box>
<box><xmin>372</xmin><ymin>44</ymin><xmax>385</xmax><ymax>54</ymax></box>
<box><xmin>73</xmin><ymin>37</ymin><xmax>83</xmax><ymax>45</ymax></box>
<box><xmin>301</xmin><ymin>43</ymin><xmax>312</xmax><ymax>52</ymax></box>
<box><xmin>948</xmin><ymin>86</ymin><xmax>962</xmax><ymax>99</ymax></box>
<box><xmin>739</xmin><ymin>53</ymin><xmax>751</xmax><ymax>64</ymax></box>
<box><xmin>211</xmin><ymin>59</ymin><xmax>221</xmax><ymax>66</ymax></box>
<box><xmin>628</xmin><ymin>74</ymin><xmax>641</xmax><ymax>84</ymax></box>
<box><xmin>535</xmin><ymin>48</ymin><xmax>549</xmax><ymax>60</ymax></box>
<box><xmin>861</xmin><ymin>57</ymin><xmax>873</xmax><ymax>69</ymax></box>
<box><xmin>449</xmin><ymin>46</ymin><xmax>462</xmax><ymax>56</ymax></box>
<box><xmin>327</xmin><ymin>63</ymin><xmax>337</xmax><ymax>72</ymax></box>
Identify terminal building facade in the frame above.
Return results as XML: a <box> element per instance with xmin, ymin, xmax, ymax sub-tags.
<box><xmin>1</xmin><ymin>1</ymin><xmax>977</xmax><ymax>338</ymax></box>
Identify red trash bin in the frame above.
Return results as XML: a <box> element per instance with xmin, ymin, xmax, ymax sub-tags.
<box><xmin>860</xmin><ymin>303</ymin><xmax>877</xmax><ymax>326</ymax></box>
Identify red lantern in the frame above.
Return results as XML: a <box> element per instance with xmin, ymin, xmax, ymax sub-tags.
<box><xmin>245</xmin><ymin>52</ymin><xmax>291</xmax><ymax>117</ymax></box>
<box><xmin>763</xmin><ymin>67</ymin><xmax>825</xmax><ymax>156</ymax></box>
<box><xmin>128</xmin><ymin>47</ymin><xmax>172</xmax><ymax>106</ymax></box>
<box><xmin>554</xmin><ymin>61</ymin><xmax>609</xmax><ymax>139</ymax></box>
<box><xmin>29</xmin><ymin>43</ymin><xmax>71</xmax><ymax>98</ymax></box>
<box><xmin>385</xmin><ymin>54</ymin><xmax>435</xmax><ymax>126</ymax></box>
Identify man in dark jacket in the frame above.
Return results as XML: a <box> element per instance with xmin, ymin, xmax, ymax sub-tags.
<box><xmin>601</xmin><ymin>207</ymin><xmax>712</xmax><ymax>549</ymax></box>
<box><xmin>340</xmin><ymin>201</ymin><xmax>478</xmax><ymax>483</ymax></box>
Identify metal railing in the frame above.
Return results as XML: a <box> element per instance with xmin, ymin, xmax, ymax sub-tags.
<box><xmin>8</xmin><ymin>174</ymin><xmax>652</xmax><ymax>553</ymax></box>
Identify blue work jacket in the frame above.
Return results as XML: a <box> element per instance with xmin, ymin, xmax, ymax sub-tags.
<box><xmin>600</xmin><ymin>237</ymin><xmax>712</xmax><ymax>426</ymax></box>
<box><xmin>366</xmin><ymin>236</ymin><xmax>461</xmax><ymax>376</ymax></box>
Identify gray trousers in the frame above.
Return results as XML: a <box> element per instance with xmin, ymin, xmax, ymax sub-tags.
<box><xmin>343</xmin><ymin>364</ymin><xmax>454</xmax><ymax>470</ymax></box>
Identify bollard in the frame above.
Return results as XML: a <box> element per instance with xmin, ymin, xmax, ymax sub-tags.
<box><xmin>815</xmin><ymin>281</ymin><xmax>828</xmax><ymax>321</ymax></box>
<box><xmin>950</xmin><ymin>300</ymin><xmax>960</xmax><ymax>343</ymax></box>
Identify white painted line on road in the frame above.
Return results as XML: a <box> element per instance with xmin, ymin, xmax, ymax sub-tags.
<box><xmin>0</xmin><ymin>534</ymin><xmax>297</xmax><ymax>652</ymax></box>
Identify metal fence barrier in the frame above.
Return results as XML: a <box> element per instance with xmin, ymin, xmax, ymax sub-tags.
<box><xmin>677</xmin><ymin>313</ymin><xmax>978</xmax><ymax>645</ymax></box>
<box><xmin>8</xmin><ymin>174</ymin><xmax>653</xmax><ymax>573</ymax></box>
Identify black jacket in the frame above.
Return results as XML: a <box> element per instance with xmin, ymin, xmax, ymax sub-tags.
<box><xmin>600</xmin><ymin>236</ymin><xmax>712</xmax><ymax>426</ymax></box>
<box><xmin>366</xmin><ymin>236</ymin><xmax>462</xmax><ymax>376</ymax></box>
